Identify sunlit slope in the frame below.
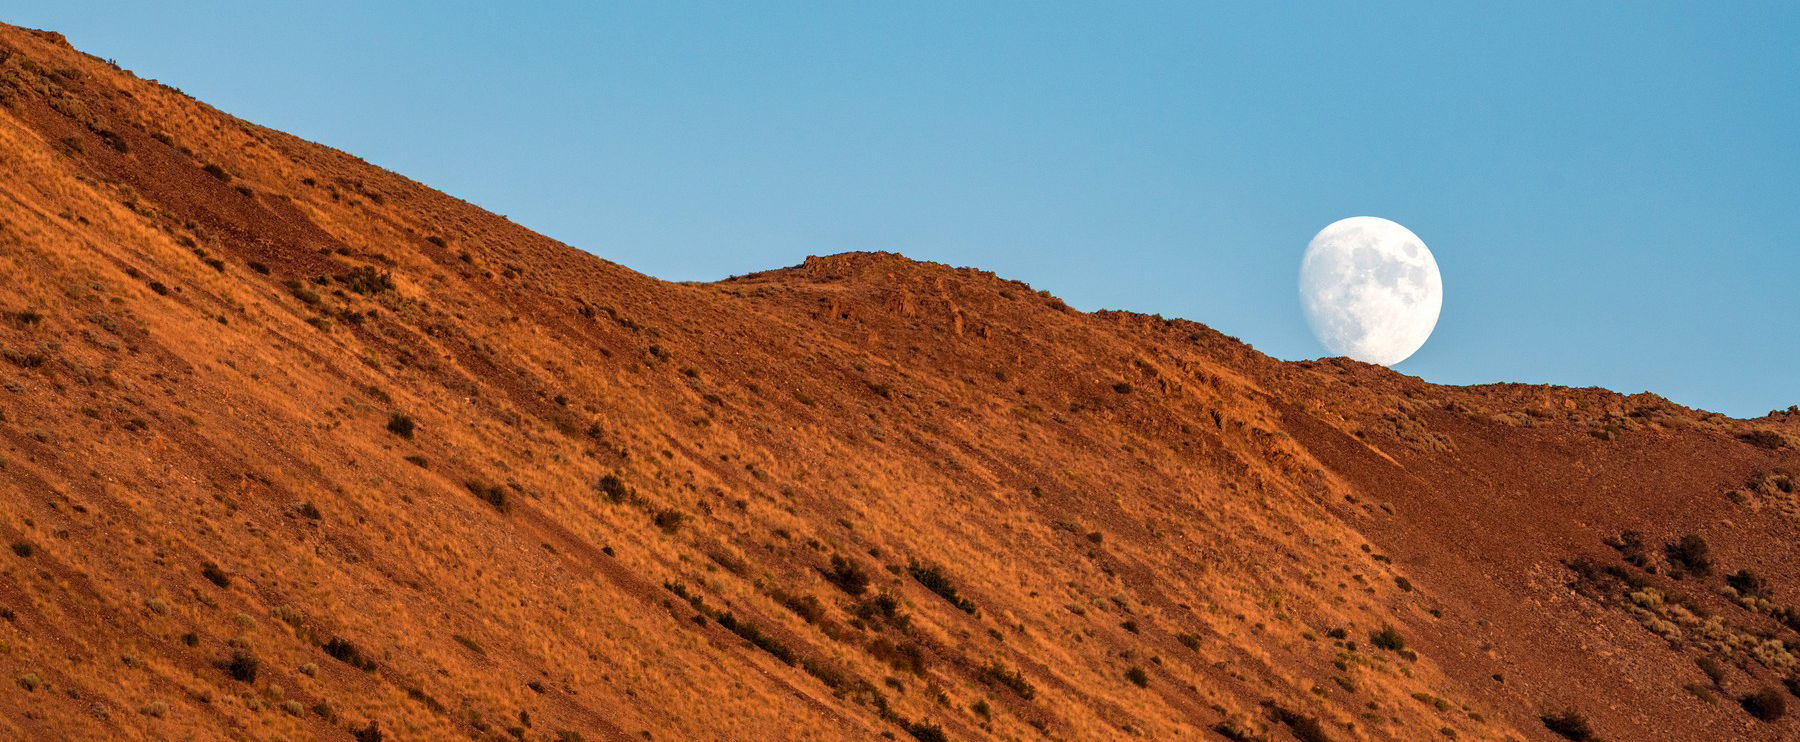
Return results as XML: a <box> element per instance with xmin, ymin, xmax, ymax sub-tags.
<box><xmin>2</xmin><ymin>23</ymin><xmax>1798</xmax><ymax>742</ymax></box>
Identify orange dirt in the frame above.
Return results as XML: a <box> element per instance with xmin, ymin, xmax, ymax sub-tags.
<box><xmin>1</xmin><ymin>22</ymin><xmax>1796</xmax><ymax>742</ymax></box>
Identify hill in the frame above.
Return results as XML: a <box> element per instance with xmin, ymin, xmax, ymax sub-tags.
<box><xmin>1</xmin><ymin>22</ymin><xmax>1797</xmax><ymax>741</ymax></box>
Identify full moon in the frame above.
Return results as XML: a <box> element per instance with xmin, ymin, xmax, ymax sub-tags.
<box><xmin>1299</xmin><ymin>216</ymin><xmax>1442</xmax><ymax>366</ymax></box>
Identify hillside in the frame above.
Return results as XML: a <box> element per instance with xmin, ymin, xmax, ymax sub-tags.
<box><xmin>2</xmin><ymin>22</ymin><xmax>1798</xmax><ymax>742</ymax></box>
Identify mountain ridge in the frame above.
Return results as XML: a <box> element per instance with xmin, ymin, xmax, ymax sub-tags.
<box><xmin>2</xmin><ymin>21</ymin><xmax>1798</xmax><ymax>742</ymax></box>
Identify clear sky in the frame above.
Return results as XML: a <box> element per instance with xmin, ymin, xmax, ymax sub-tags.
<box><xmin>11</xmin><ymin>2</ymin><xmax>1797</xmax><ymax>417</ymax></box>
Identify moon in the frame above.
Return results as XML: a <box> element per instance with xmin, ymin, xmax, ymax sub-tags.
<box><xmin>1299</xmin><ymin>216</ymin><xmax>1442</xmax><ymax>366</ymax></box>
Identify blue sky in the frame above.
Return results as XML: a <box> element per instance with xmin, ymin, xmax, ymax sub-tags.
<box><xmin>11</xmin><ymin>2</ymin><xmax>1796</xmax><ymax>417</ymax></box>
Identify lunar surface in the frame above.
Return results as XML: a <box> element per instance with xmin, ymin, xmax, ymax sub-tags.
<box><xmin>1299</xmin><ymin>216</ymin><xmax>1443</xmax><ymax>366</ymax></box>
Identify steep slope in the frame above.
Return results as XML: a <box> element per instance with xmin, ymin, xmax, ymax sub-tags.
<box><xmin>0</xmin><ymin>23</ymin><xmax>1796</xmax><ymax>742</ymax></box>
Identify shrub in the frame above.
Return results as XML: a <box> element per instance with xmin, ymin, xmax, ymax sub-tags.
<box><xmin>1606</xmin><ymin>530</ymin><xmax>1652</xmax><ymax>569</ymax></box>
<box><xmin>201</xmin><ymin>562</ymin><xmax>231</xmax><ymax>588</ymax></box>
<box><xmin>1268</xmin><ymin>704</ymin><xmax>1332</xmax><ymax>742</ymax></box>
<box><xmin>339</xmin><ymin>266</ymin><xmax>395</xmax><ymax>295</ymax></box>
<box><xmin>907</xmin><ymin>561</ymin><xmax>977</xmax><ymax>614</ymax></box>
<box><xmin>823</xmin><ymin>555</ymin><xmax>871</xmax><ymax>596</ymax></box>
<box><xmin>1370</xmin><ymin>625</ymin><xmax>1406</xmax><ymax>652</ymax></box>
<box><xmin>1666</xmin><ymin>535</ymin><xmax>1712</xmax><ymax>578</ymax></box>
<box><xmin>981</xmin><ymin>662</ymin><xmax>1036</xmax><ymax>699</ymax></box>
<box><xmin>1112</xmin><ymin>381</ymin><xmax>1133</xmax><ymax>394</ymax></box>
<box><xmin>385</xmin><ymin>412</ymin><xmax>415</xmax><ymax>439</ymax></box>
<box><xmin>465</xmin><ymin>480</ymin><xmax>509</xmax><ymax>513</ymax></box>
<box><xmin>202</xmin><ymin>163</ymin><xmax>231</xmax><ymax>182</ymax></box>
<box><xmin>1540</xmin><ymin>709</ymin><xmax>1594</xmax><ymax>740</ymax></box>
<box><xmin>652</xmin><ymin>508</ymin><xmax>686</xmax><ymax>532</ymax></box>
<box><xmin>597</xmin><ymin>474</ymin><xmax>629</xmax><ymax>503</ymax></box>
<box><xmin>1727</xmin><ymin>569</ymin><xmax>1769</xmax><ymax>599</ymax></box>
<box><xmin>853</xmin><ymin>591</ymin><xmax>906</xmax><ymax>626</ymax></box>
<box><xmin>224</xmin><ymin>651</ymin><xmax>259</xmax><ymax>683</ymax></box>
<box><xmin>352</xmin><ymin>721</ymin><xmax>384</xmax><ymax>742</ymax></box>
<box><xmin>16</xmin><ymin>673</ymin><xmax>42</xmax><ymax>692</ymax></box>
<box><xmin>283</xmin><ymin>279</ymin><xmax>321</xmax><ymax>306</ymax></box>
<box><xmin>1742</xmin><ymin>687</ymin><xmax>1786</xmax><ymax>721</ymax></box>
<box><xmin>1739</xmin><ymin>429</ymin><xmax>1792</xmax><ymax>449</ymax></box>
<box><xmin>142</xmin><ymin>700</ymin><xmax>170</xmax><ymax>717</ymax></box>
<box><xmin>1698</xmin><ymin>656</ymin><xmax>1728</xmax><ymax>686</ymax></box>
<box><xmin>247</xmin><ymin>261</ymin><xmax>270</xmax><ymax>275</ymax></box>
<box><xmin>1124</xmin><ymin>666</ymin><xmax>1149</xmax><ymax>687</ymax></box>
<box><xmin>868</xmin><ymin>637</ymin><xmax>927</xmax><ymax>675</ymax></box>
<box><xmin>715</xmin><ymin>612</ymin><xmax>794</xmax><ymax>665</ymax></box>
<box><xmin>905</xmin><ymin>722</ymin><xmax>948</xmax><ymax>742</ymax></box>
<box><xmin>10</xmin><ymin>541</ymin><xmax>32</xmax><ymax>558</ymax></box>
<box><xmin>322</xmin><ymin>637</ymin><xmax>377</xmax><ymax>672</ymax></box>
